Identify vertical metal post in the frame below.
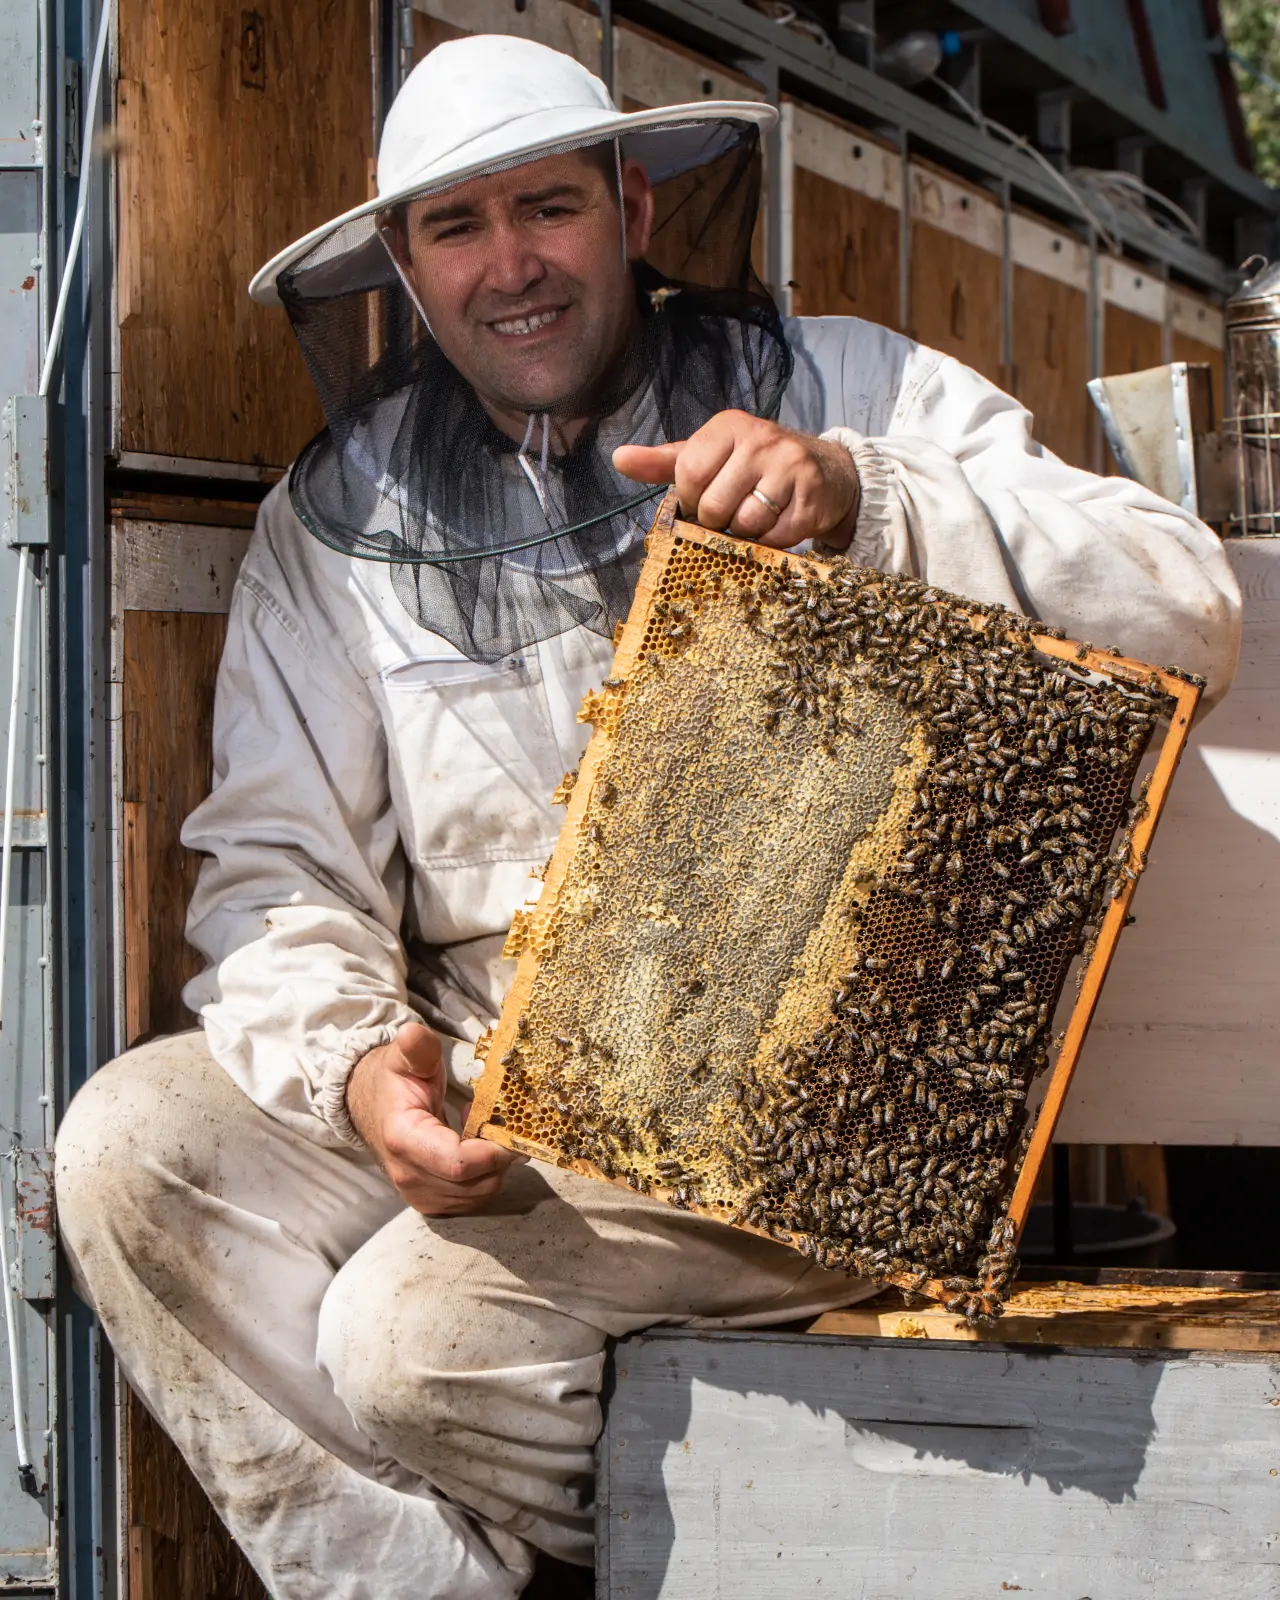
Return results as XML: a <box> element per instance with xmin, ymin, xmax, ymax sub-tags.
<box><xmin>1000</xmin><ymin>176</ymin><xmax>1013</xmax><ymax>391</ymax></box>
<box><xmin>1087</xmin><ymin>224</ymin><xmax>1104</xmax><ymax>474</ymax></box>
<box><xmin>597</xmin><ymin>0</ymin><xmax>614</xmax><ymax>100</ymax></box>
<box><xmin>897</xmin><ymin>128</ymin><xmax>910</xmax><ymax>334</ymax></box>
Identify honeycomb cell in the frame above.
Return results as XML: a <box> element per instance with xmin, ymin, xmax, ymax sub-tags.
<box><xmin>469</xmin><ymin>527</ymin><xmax>1182</xmax><ymax>1323</ymax></box>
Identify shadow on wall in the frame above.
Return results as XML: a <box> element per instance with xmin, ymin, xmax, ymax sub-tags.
<box><xmin>598</xmin><ymin>1327</ymin><xmax>1172</xmax><ymax>1599</ymax></box>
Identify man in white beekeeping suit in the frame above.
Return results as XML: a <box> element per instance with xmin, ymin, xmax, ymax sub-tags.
<box><xmin>55</xmin><ymin>33</ymin><xmax>1240</xmax><ymax>1600</ymax></box>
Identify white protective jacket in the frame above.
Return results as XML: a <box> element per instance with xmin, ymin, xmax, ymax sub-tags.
<box><xmin>182</xmin><ymin>317</ymin><xmax>1242</xmax><ymax>1149</ymax></box>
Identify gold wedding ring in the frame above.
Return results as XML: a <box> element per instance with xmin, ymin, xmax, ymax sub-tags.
<box><xmin>750</xmin><ymin>486</ymin><xmax>784</xmax><ymax>517</ymax></box>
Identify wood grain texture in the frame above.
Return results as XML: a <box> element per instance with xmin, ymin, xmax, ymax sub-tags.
<box><xmin>790</xmin><ymin>165</ymin><xmax>899</xmax><ymax>328</ymax></box>
<box><xmin>126</xmin><ymin>1394</ymin><xmax>266</xmax><ymax>1600</ymax></box>
<box><xmin>116</xmin><ymin>0</ymin><xmax>371</xmax><ymax>465</ymax></box>
<box><xmin>600</xmin><ymin>1326</ymin><xmax>1280</xmax><ymax>1598</ymax></box>
<box><xmin>1173</xmin><ymin>332</ymin><xmax>1227</xmax><ymax>429</ymax></box>
<box><xmin>121</xmin><ymin>610</ymin><xmax>226</xmax><ymax>1038</ymax></box>
<box><xmin>1012</xmin><ymin>263</ymin><xmax>1091</xmax><ymax>468</ymax></box>
<box><xmin>909</xmin><ymin>221</ymin><xmax>1004</xmax><ymax>386</ymax></box>
<box><xmin>810</xmin><ymin>1280</ymin><xmax>1280</xmax><ymax>1350</ymax></box>
<box><xmin>1103</xmin><ymin>301</ymin><xmax>1164</xmax><ymax>378</ymax></box>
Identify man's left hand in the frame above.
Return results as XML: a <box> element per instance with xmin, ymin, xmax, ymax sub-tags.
<box><xmin>613</xmin><ymin>410</ymin><xmax>859</xmax><ymax>550</ymax></box>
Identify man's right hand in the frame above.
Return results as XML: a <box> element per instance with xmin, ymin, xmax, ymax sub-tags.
<box><xmin>346</xmin><ymin>1021</ymin><xmax>524</xmax><ymax>1214</ymax></box>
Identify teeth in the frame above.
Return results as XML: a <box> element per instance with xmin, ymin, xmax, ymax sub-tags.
<box><xmin>493</xmin><ymin>309</ymin><xmax>562</xmax><ymax>335</ymax></box>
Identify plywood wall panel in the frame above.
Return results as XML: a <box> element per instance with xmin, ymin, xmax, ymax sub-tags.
<box><xmin>909</xmin><ymin>223</ymin><xmax>1003</xmax><ymax>385</ymax></box>
<box><xmin>1172</xmin><ymin>334</ymin><xmax>1227</xmax><ymax>426</ymax></box>
<box><xmin>121</xmin><ymin>608</ymin><xmax>226</xmax><ymax>1039</ymax></box>
<box><xmin>790</xmin><ymin>166</ymin><xmax>899</xmax><ymax>328</ymax></box>
<box><xmin>1102</xmin><ymin>303</ymin><xmax>1164</xmax><ymax>378</ymax></box>
<box><xmin>1013</xmin><ymin>264</ymin><xmax>1091</xmax><ymax>468</ymax></box>
<box><xmin>117</xmin><ymin>0</ymin><xmax>372</xmax><ymax>466</ymax></box>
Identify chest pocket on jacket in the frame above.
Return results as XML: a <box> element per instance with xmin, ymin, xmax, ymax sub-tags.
<box><xmin>379</xmin><ymin>654</ymin><xmax>563</xmax><ymax>869</ymax></box>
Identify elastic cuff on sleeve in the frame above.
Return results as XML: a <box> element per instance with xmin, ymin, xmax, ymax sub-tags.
<box><xmin>316</xmin><ymin>1020</ymin><xmax>414</xmax><ymax>1148</ymax></box>
<box><xmin>818</xmin><ymin>427</ymin><xmax>898</xmax><ymax>568</ymax></box>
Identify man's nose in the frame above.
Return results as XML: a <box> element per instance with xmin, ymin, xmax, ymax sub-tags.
<box><xmin>484</xmin><ymin>220</ymin><xmax>547</xmax><ymax>297</ymax></box>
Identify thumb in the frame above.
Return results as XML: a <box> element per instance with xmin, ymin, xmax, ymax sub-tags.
<box><xmin>389</xmin><ymin>1021</ymin><xmax>443</xmax><ymax>1085</ymax></box>
<box><xmin>613</xmin><ymin>441</ymin><xmax>683</xmax><ymax>483</ymax></box>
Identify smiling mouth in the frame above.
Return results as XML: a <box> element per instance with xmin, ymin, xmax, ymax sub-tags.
<box><xmin>490</xmin><ymin>307</ymin><xmax>566</xmax><ymax>337</ymax></box>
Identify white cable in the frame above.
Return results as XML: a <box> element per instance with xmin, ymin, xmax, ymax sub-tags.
<box><xmin>928</xmin><ymin>72</ymin><xmax>1120</xmax><ymax>255</ymax></box>
<box><xmin>0</xmin><ymin>1160</ymin><xmax>33</xmax><ymax>1491</ymax></box>
<box><xmin>37</xmin><ymin>0</ymin><xmax>113</xmax><ymax>403</ymax></box>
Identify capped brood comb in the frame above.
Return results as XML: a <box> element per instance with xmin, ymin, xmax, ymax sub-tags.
<box><xmin>465</xmin><ymin>498</ymin><xmax>1201</xmax><ymax>1322</ymax></box>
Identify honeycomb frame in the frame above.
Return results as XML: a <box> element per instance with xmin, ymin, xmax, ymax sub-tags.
<box><xmin>465</xmin><ymin>497</ymin><xmax>1201</xmax><ymax>1319</ymax></box>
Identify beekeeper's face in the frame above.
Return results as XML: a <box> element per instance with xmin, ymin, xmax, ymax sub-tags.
<box><xmin>388</xmin><ymin>147</ymin><xmax>654</xmax><ymax>422</ymax></box>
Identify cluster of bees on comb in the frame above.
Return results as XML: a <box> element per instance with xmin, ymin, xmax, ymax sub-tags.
<box><xmin>482</xmin><ymin>534</ymin><xmax>1195</xmax><ymax>1323</ymax></box>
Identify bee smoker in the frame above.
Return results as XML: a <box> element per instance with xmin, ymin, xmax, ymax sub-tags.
<box><xmin>1225</xmin><ymin>256</ymin><xmax>1280</xmax><ymax>536</ymax></box>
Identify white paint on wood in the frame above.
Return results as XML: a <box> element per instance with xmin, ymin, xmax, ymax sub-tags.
<box><xmin>1171</xmin><ymin>289</ymin><xmax>1225</xmax><ymax>349</ymax></box>
<box><xmin>601</xmin><ymin>1328</ymin><xmax>1280</xmax><ymax>1599</ymax></box>
<box><xmin>116</xmin><ymin>520</ymin><xmax>251</xmax><ymax>614</ymax></box>
<box><xmin>1057</xmin><ymin>539</ymin><xmax>1280</xmax><ymax>1145</ymax></box>
<box><xmin>1102</xmin><ymin>255</ymin><xmax>1167</xmax><ymax>322</ymax></box>
<box><xmin>416</xmin><ymin>0</ymin><xmax>599</xmax><ymax>68</ymax></box>
<box><xmin>908</xmin><ymin>163</ymin><xmax>1003</xmax><ymax>256</ymax></box>
<box><xmin>1009</xmin><ymin>211</ymin><xmax>1089</xmax><ymax>291</ymax></box>
<box><xmin>614</xmin><ymin>21</ymin><xmax>764</xmax><ymax>109</ymax></box>
<box><xmin>789</xmin><ymin>103</ymin><xmax>900</xmax><ymax>208</ymax></box>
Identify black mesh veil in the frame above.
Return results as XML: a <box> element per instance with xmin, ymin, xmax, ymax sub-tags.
<box><xmin>276</xmin><ymin>121</ymin><xmax>792</xmax><ymax>663</ymax></box>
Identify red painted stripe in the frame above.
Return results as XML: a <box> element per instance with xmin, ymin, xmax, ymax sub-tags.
<box><xmin>1200</xmin><ymin>0</ymin><xmax>1256</xmax><ymax>172</ymax></box>
<box><xmin>1125</xmin><ymin>0</ymin><xmax>1168</xmax><ymax>111</ymax></box>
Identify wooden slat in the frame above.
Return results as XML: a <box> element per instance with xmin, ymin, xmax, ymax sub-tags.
<box><xmin>126</xmin><ymin>1394</ymin><xmax>266</xmax><ymax>1600</ymax></box>
<box><xmin>810</xmin><ymin>1280</ymin><xmax>1280</xmax><ymax>1351</ymax></box>
<box><xmin>790</xmin><ymin>164</ymin><xmax>900</xmax><ymax>329</ymax></box>
<box><xmin>116</xmin><ymin>0</ymin><xmax>371</xmax><ymax>465</ymax></box>
<box><xmin>122</xmin><ymin>801</ymin><xmax>150</xmax><ymax>1048</ymax></box>
<box><xmin>1012</xmin><ymin>263</ymin><xmax>1091</xmax><ymax>467</ymax></box>
<box><xmin>121</xmin><ymin>611</ymin><xmax>227</xmax><ymax>1039</ymax></box>
<box><xmin>1103</xmin><ymin>302</ymin><xmax>1166</xmax><ymax>377</ymax></box>
<box><xmin>909</xmin><ymin>221</ymin><xmax>1004</xmax><ymax>386</ymax></box>
<box><xmin>117</xmin><ymin>521</ymin><xmax>252</xmax><ymax>614</ymax></box>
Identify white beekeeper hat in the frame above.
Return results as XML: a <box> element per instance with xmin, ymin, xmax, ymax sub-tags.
<box><xmin>249</xmin><ymin>32</ymin><xmax>776</xmax><ymax>306</ymax></box>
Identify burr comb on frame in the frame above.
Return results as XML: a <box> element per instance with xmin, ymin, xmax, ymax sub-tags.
<box><xmin>465</xmin><ymin>493</ymin><xmax>1202</xmax><ymax>1322</ymax></box>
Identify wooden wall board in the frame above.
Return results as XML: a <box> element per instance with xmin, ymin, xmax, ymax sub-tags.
<box><xmin>115</xmin><ymin>516</ymin><xmax>254</xmax><ymax>1599</ymax></box>
<box><xmin>1172</xmin><ymin>332</ymin><xmax>1227</xmax><ymax>426</ymax></box>
<box><xmin>909</xmin><ymin>221</ymin><xmax>1004</xmax><ymax>386</ymax></box>
<box><xmin>789</xmin><ymin>164</ymin><xmax>899</xmax><ymax>327</ymax></box>
<box><xmin>116</xmin><ymin>0</ymin><xmax>372</xmax><ymax>468</ymax></box>
<box><xmin>810</xmin><ymin>1280</ymin><xmax>1280</xmax><ymax>1351</ymax></box>
<box><xmin>414</xmin><ymin>0</ymin><xmax>598</xmax><ymax>69</ymax></box>
<box><xmin>1102</xmin><ymin>303</ymin><xmax>1166</xmax><ymax>379</ymax></box>
<box><xmin>1056</xmin><ymin>539</ymin><xmax>1280</xmax><ymax>1145</ymax></box>
<box><xmin>1012</xmin><ymin>263</ymin><xmax>1091</xmax><ymax>468</ymax></box>
<box><xmin>600</xmin><ymin>1326</ymin><xmax>1280</xmax><ymax>1598</ymax></box>
<box><xmin>121</xmin><ymin>608</ymin><xmax>227</xmax><ymax>1042</ymax></box>
<box><xmin>126</xmin><ymin>1394</ymin><xmax>266</xmax><ymax>1600</ymax></box>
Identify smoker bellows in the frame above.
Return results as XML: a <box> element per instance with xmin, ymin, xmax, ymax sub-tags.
<box><xmin>466</xmin><ymin>507</ymin><xmax>1200</xmax><ymax>1320</ymax></box>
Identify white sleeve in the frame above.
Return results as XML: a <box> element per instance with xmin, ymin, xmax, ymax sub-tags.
<box><xmin>822</xmin><ymin>344</ymin><xmax>1242</xmax><ymax>710</ymax></box>
<box><xmin>181</xmin><ymin>492</ymin><xmax>418</xmax><ymax>1148</ymax></box>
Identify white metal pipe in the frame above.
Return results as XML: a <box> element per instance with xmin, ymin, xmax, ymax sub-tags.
<box><xmin>0</xmin><ymin>1162</ymin><xmax>34</xmax><ymax>1487</ymax></box>
<box><xmin>37</xmin><ymin>0</ymin><xmax>113</xmax><ymax>403</ymax></box>
<box><xmin>0</xmin><ymin>549</ymin><xmax>29</xmax><ymax>1033</ymax></box>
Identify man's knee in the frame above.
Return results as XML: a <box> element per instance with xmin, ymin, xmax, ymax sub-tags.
<box><xmin>55</xmin><ymin>1032</ymin><xmax>219</xmax><ymax>1271</ymax></box>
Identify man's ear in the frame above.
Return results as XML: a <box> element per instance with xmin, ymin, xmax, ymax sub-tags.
<box><xmin>378</xmin><ymin>208</ymin><xmax>413</xmax><ymax>276</ymax></box>
<box><xmin>621</xmin><ymin>160</ymin><xmax>655</xmax><ymax>261</ymax></box>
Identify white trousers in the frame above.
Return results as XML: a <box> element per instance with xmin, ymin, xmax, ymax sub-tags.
<box><xmin>54</xmin><ymin>1032</ymin><xmax>867</xmax><ymax>1599</ymax></box>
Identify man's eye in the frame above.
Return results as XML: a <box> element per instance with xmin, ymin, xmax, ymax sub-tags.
<box><xmin>433</xmin><ymin>223</ymin><xmax>477</xmax><ymax>241</ymax></box>
<box><xmin>533</xmin><ymin>204</ymin><xmax>573</xmax><ymax>220</ymax></box>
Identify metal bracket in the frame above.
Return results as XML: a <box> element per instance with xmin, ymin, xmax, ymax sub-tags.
<box><xmin>12</xmin><ymin>1150</ymin><xmax>53</xmax><ymax>1302</ymax></box>
<box><xmin>2</xmin><ymin>397</ymin><xmax>49</xmax><ymax>548</ymax></box>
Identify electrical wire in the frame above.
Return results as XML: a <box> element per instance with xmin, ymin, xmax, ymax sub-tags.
<box><xmin>927</xmin><ymin>71</ymin><xmax>1121</xmax><ymax>254</ymax></box>
<box><xmin>0</xmin><ymin>0</ymin><xmax>114</xmax><ymax>1501</ymax></box>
